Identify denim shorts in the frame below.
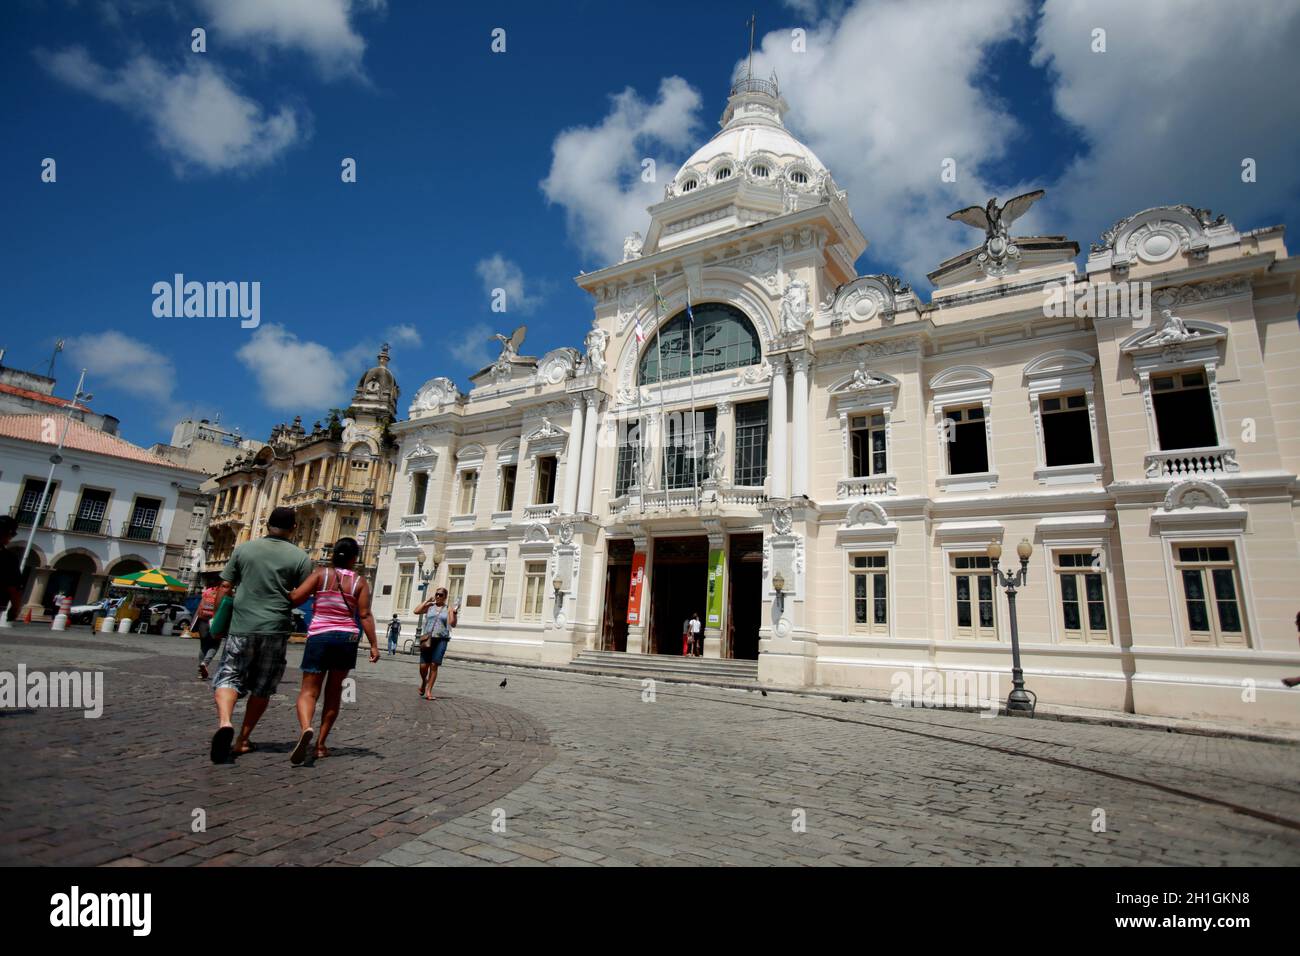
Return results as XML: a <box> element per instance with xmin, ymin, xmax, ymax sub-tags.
<box><xmin>420</xmin><ymin>636</ymin><xmax>450</xmax><ymax>665</ymax></box>
<box><xmin>210</xmin><ymin>633</ymin><xmax>289</xmax><ymax>698</ymax></box>
<box><xmin>301</xmin><ymin>629</ymin><xmax>360</xmax><ymax>674</ymax></box>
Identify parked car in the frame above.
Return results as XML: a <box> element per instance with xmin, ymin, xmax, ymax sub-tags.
<box><xmin>69</xmin><ymin>597</ymin><xmax>124</xmax><ymax>625</ymax></box>
<box><xmin>146</xmin><ymin>602</ymin><xmax>192</xmax><ymax>631</ymax></box>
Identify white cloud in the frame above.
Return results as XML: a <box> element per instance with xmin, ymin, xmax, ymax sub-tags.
<box><xmin>745</xmin><ymin>0</ymin><xmax>1035</xmax><ymax>283</ymax></box>
<box><xmin>236</xmin><ymin>324</ymin><xmax>350</xmax><ymax>411</ymax></box>
<box><xmin>196</xmin><ymin>0</ymin><xmax>384</xmax><ymax>80</ymax></box>
<box><xmin>1032</xmin><ymin>0</ymin><xmax>1300</xmax><ymax>244</ymax></box>
<box><xmin>447</xmin><ymin>322</ymin><xmax>495</xmax><ymax>372</ymax></box>
<box><xmin>541</xmin><ymin>76</ymin><xmax>704</xmax><ymax>265</ymax></box>
<box><xmin>474</xmin><ymin>254</ymin><xmax>545</xmax><ymax>315</ymax></box>
<box><xmin>37</xmin><ymin>46</ymin><xmax>303</xmax><ymax>175</ymax></box>
<box><xmin>66</xmin><ymin>330</ymin><xmax>176</xmax><ymax>406</ymax></box>
<box><xmin>384</xmin><ymin>323</ymin><xmax>422</xmax><ymax>348</ymax></box>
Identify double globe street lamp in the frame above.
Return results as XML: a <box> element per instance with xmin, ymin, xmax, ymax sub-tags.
<box><xmin>987</xmin><ymin>538</ymin><xmax>1036</xmax><ymax>715</ymax></box>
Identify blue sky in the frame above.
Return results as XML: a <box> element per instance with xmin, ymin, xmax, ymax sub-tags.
<box><xmin>3</xmin><ymin>0</ymin><xmax>1297</xmax><ymax>449</ymax></box>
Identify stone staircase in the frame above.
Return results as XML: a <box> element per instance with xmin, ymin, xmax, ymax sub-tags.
<box><xmin>569</xmin><ymin>649</ymin><xmax>759</xmax><ymax>683</ymax></box>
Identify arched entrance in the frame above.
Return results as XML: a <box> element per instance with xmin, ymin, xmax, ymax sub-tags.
<box><xmin>43</xmin><ymin>551</ymin><xmax>99</xmax><ymax>610</ymax></box>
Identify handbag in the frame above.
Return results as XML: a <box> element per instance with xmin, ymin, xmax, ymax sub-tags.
<box><xmin>209</xmin><ymin>595</ymin><xmax>233</xmax><ymax>639</ymax></box>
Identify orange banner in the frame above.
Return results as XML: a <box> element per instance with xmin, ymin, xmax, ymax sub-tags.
<box><xmin>626</xmin><ymin>552</ymin><xmax>647</xmax><ymax>625</ymax></box>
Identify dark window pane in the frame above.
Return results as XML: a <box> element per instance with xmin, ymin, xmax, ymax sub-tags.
<box><xmin>1085</xmin><ymin>574</ymin><xmax>1104</xmax><ymax>602</ymax></box>
<box><xmin>1087</xmin><ymin>600</ymin><xmax>1107</xmax><ymax>631</ymax></box>
<box><xmin>1181</xmin><ymin>569</ymin><xmax>1205</xmax><ymax>601</ymax></box>
<box><xmin>1043</xmin><ymin>407</ymin><xmax>1094</xmax><ymax>466</ymax></box>
<box><xmin>734</xmin><ymin>401</ymin><xmax>768</xmax><ymax>486</ymax></box>
<box><xmin>1153</xmin><ymin>383</ymin><xmax>1218</xmax><ymax>450</ymax></box>
<box><xmin>638</xmin><ymin>303</ymin><xmax>761</xmax><ymax>385</ymax></box>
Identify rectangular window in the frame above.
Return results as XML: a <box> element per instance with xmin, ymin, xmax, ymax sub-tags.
<box><xmin>408</xmin><ymin>472</ymin><xmax>428</xmax><ymax>515</ymax></box>
<box><xmin>944</xmin><ymin>405</ymin><xmax>989</xmax><ymax>475</ymax></box>
<box><xmin>1054</xmin><ymin>551</ymin><xmax>1109</xmax><ymax>643</ymax></box>
<box><xmin>447</xmin><ymin>565</ymin><xmax>467</xmax><ymax>609</ymax></box>
<box><xmin>734</xmin><ymin>401</ymin><xmax>769</xmax><ymax>486</ymax></box>
<box><xmin>457</xmin><ymin>470</ymin><xmax>478</xmax><ymax>515</ymax></box>
<box><xmin>665</xmin><ymin>408</ymin><xmax>717</xmax><ymax>490</ymax></box>
<box><xmin>73</xmin><ymin>488</ymin><xmax>110</xmax><ymax>534</ymax></box>
<box><xmin>396</xmin><ymin>563</ymin><xmax>414</xmax><ymax>611</ymax></box>
<box><xmin>499</xmin><ymin>465</ymin><xmax>517</xmax><ymax>512</ymax></box>
<box><xmin>127</xmin><ymin>497</ymin><xmax>162</xmax><ymax>540</ymax></box>
<box><xmin>1041</xmin><ymin>393</ymin><xmax>1095</xmax><ymax>466</ymax></box>
<box><xmin>850</xmin><ymin>554</ymin><xmax>888</xmax><ymax>634</ymax></box>
<box><xmin>1173</xmin><ymin>544</ymin><xmax>1247</xmax><ymax>646</ymax></box>
<box><xmin>486</xmin><ymin>572</ymin><xmax>505</xmax><ymax>621</ymax></box>
<box><xmin>614</xmin><ymin>420</ymin><xmax>641</xmax><ymax>497</ymax></box>
<box><xmin>521</xmin><ymin>561</ymin><xmax>547</xmax><ymax>622</ymax></box>
<box><xmin>17</xmin><ymin>478</ymin><xmax>57</xmax><ymax>526</ymax></box>
<box><xmin>1152</xmin><ymin>370</ymin><xmax>1218</xmax><ymax>450</ymax></box>
<box><xmin>951</xmin><ymin>554</ymin><xmax>996</xmax><ymax>639</ymax></box>
<box><xmin>850</xmin><ymin>413</ymin><xmax>888</xmax><ymax>477</ymax></box>
<box><xmin>534</xmin><ymin>456</ymin><xmax>557</xmax><ymax>504</ymax></box>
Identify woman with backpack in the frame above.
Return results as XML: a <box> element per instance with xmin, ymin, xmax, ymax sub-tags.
<box><xmin>287</xmin><ymin>537</ymin><xmax>379</xmax><ymax>764</ymax></box>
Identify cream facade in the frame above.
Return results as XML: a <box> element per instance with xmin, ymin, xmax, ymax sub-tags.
<box><xmin>373</xmin><ymin>78</ymin><xmax>1300</xmax><ymax>728</ymax></box>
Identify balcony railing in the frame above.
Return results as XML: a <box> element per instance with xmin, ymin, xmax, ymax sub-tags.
<box><xmin>836</xmin><ymin>474</ymin><xmax>898</xmax><ymax>499</ymax></box>
<box><xmin>8</xmin><ymin>505</ymin><xmax>55</xmax><ymax>529</ymax></box>
<box><xmin>328</xmin><ymin>487</ymin><xmax>375</xmax><ymax>507</ymax></box>
<box><xmin>120</xmin><ymin>521</ymin><xmax>161</xmax><ymax>542</ymax></box>
<box><xmin>609</xmin><ymin>486</ymin><xmax>768</xmax><ymax>518</ymax></box>
<box><xmin>66</xmin><ymin>513</ymin><xmax>108</xmax><ymax>536</ymax></box>
<box><xmin>523</xmin><ymin>503</ymin><xmax>559</xmax><ymax>521</ymax></box>
<box><xmin>1144</xmin><ymin>446</ymin><xmax>1240</xmax><ymax>479</ymax></box>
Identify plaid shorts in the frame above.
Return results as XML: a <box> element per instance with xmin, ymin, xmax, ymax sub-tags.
<box><xmin>210</xmin><ymin>633</ymin><xmax>289</xmax><ymax>698</ymax></box>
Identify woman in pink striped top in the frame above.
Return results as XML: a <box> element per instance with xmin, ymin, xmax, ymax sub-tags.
<box><xmin>287</xmin><ymin>537</ymin><xmax>379</xmax><ymax>764</ymax></box>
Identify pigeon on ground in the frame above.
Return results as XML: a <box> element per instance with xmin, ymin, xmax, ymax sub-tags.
<box><xmin>499</xmin><ymin>678</ymin><xmax>507</xmax><ymax>688</ymax></box>
<box><xmin>760</xmin><ymin>690</ymin><xmax>767</xmax><ymax>697</ymax></box>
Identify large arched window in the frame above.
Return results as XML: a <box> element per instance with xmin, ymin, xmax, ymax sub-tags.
<box><xmin>638</xmin><ymin>302</ymin><xmax>761</xmax><ymax>385</ymax></box>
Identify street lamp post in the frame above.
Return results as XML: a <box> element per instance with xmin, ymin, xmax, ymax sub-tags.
<box><xmin>988</xmin><ymin>538</ymin><xmax>1036</xmax><ymax>715</ymax></box>
<box><xmin>415</xmin><ymin>556</ymin><xmax>434</xmax><ymax>637</ymax></box>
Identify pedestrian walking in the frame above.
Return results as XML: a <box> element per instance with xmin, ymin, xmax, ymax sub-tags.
<box><xmin>287</xmin><ymin>537</ymin><xmax>379</xmax><ymax>764</ymax></box>
<box><xmin>690</xmin><ymin>611</ymin><xmax>702</xmax><ymax>656</ymax></box>
<box><xmin>208</xmin><ymin>506</ymin><xmax>314</xmax><ymax>764</ymax></box>
<box><xmin>413</xmin><ymin>587</ymin><xmax>458</xmax><ymax>700</ymax></box>
<box><xmin>0</xmin><ymin>516</ymin><xmax>23</xmax><ymax>621</ymax></box>
<box><xmin>194</xmin><ymin>580</ymin><xmax>222</xmax><ymax>680</ymax></box>
<box><xmin>386</xmin><ymin>614</ymin><xmax>401</xmax><ymax>656</ymax></box>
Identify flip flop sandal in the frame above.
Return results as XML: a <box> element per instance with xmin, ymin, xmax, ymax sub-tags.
<box><xmin>289</xmin><ymin>729</ymin><xmax>314</xmax><ymax>766</ymax></box>
<box><xmin>210</xmin><ymin>726</ymin><xmax>234</xmax><ymax>764</ymax></box>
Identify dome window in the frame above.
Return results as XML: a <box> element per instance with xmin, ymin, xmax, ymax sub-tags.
<box><xmin>715</xmin><ymin>166</ymin><xmax>732</xmax><ymax>181</ymax></box>
<box><xmin>752</xmin><ymin>164</ymin><xmax>770</xmax><ymax>178</ymax></box>
<box><xmin>682</xmin><ymin>178</ymin><xmax>698</xmax><ymax>192</ymax></box>
<box><xmin>790</xmin><ymin>170</ymin><xmax>809</xmax><ymax>185</ymax></box>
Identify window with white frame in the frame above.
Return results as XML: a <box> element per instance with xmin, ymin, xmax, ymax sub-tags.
<box><xmin>447</xmin><ymin>564</ymin><xmax>466</xmax><ymax>608</ymax></box>
<box><xmin>951</xmin><ymin>554</ymin><xmax>997</xmax><ymax>639</ymax></box>
<box><xmin>521</xmin><ymin>561</ymin><xmax>547</xmax><ymax>622</ymax></box>
<box><xmin>408</xmin><ymin>472</ymin><xmax>428</xmax><ymax>515</ymax></box>
<box><xmin>850</xmin><ymin>413</ymin><xmax>888</xmax><ymax>477</ymax></box>
<box><xmin>1152</xmin><ymin>370</ymin><xmax>1218</xmax><ymax>450</ymax></box>
<box><xmin>1054</xmin><ymin>551</ymin><xmax>1108</xmax><ymax>643</ymax></box>
<box><xmin>1173</xmin><ymin>544</ymin><xmax>1247</xmax><ymax>646</ymax></box>
<box><xmin>850</xmin><ymin>554</ymin><xmax>888</xmax><ymax>634</ymax></box>
<box><xmin>534</xmin><ymin>455</ymin><xmax>557</xmax><ymax>504</ymax></box>
<box><xmin>614</xmin><ymin>419</ymin><xmax>641</xmax><ymax>497</ymax></box>
<box><xmin>944</xmin><ymin>406</ymin><xmax>989</xmax><ymax>475</ymax></box>
<box><xmin>486</xmin><ymin>570</ymin><xmax>505</xmax><ymax>621</ymax></box>
<box><xmin>456</xmin><ymin>469</ymin><xmax>478</xmax><ymax>515</ymax></box>
<box><xmin>498</xmin><ymin>465</ymin><xmax>517</xmax><ymax>512</ymax></box>
<box><xmin>1040</xmin><ymin>393</ymin><xmax>1095</xmax><ymax>466</ymax></box>
<box><xmin>396</xmin><ymin>563</ymin><xmax>414</xmax><ymax>611</ymax></box>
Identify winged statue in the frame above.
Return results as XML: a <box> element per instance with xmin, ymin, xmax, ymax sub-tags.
<box><xmin>948</xmin><ymin>190</ymin><xmax>1045</xmax><ymax>242</ymax></box>
<box><xmin>492</xmin><ymin>325</ymin><xmax>527</xmax><ymax>360</ymax></box>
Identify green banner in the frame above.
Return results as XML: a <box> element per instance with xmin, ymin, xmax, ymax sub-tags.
<box><xmin>705</xmin><ymin>548</ymin><xmax>725</xmax><ymax>628</ymax></box>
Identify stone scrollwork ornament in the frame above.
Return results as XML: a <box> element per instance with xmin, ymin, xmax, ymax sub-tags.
<box><xmin>780</xmin><ymin>279</ymin><xmax>812</xmax><ymax>334</ymax></box>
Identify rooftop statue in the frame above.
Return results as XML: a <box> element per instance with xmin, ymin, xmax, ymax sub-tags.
<box><xmin>947</xmin><ymin>189</ymin><xmax>1046</xmax><ymax>277</ymax></box>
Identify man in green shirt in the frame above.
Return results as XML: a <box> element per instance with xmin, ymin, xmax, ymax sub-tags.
<box><xmin>209</xmin><ymin>506</ymin><xmax>314</xmax><ymax>763</ymax></box>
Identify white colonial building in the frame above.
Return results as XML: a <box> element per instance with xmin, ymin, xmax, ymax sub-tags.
<box><xmin>373</xmin><ymin>76</ymin><xmax>1300</xmax><ymax>728</ymax></box>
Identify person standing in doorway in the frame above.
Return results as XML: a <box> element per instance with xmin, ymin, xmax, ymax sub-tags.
<box><xmin>386</xmin><ymin>614</ymin><xmax>401</xmax><ymax>656</ymax></box>
<box><xmin>208</xmin><ymin>506</ymin><xmax>314</xmax><ymax>764</ymax></box>
<box><xmin>413</xmin><ymin>587</ymin><xmax>457</xmax><ymax>700</ymax></box>
<box><xmin>288</xmin><ymin>537</ymin><xmax>379</xmax><ymax>764</ymax></box>
<box><xmin>690</xmin><ymin>611</ymin><xmax>703</xmax><ymax>656</ymax></box>
<box><xmin>682</xmin><ymin>616</ymin><xmax>692</xmax><ymax>656</ymax></box>
<box><xmin>194</xmin><ymin>579</ymin><xmax>222</xmax><ymax>680</ymax></box>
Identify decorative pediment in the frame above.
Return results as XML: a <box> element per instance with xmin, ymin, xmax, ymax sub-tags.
<box><xmin>1120</xmin><ymin>311</ymin><xmax>1226</xmax><ymax>355</ymax></box>
<box><xmin>829</xmin><ymin>367</ymin><xmax>900</xmax><ymax>398</ymax></box>
<box><xmin>1024</xmin><ymin>349</ymin><xmax>1096</xmax><ymax>378</ymax></box>
<box><xmin>929</xmin><ymin>365</ymin><xmax>994</xmax><ymax>390</ymax></box>
<box><xmin>829</xmin><ymin>274</ymin><xmax>912</xmax><ymax>326</ymax></box>
<box><xmin>1090</xmin><ymin>204</ymin><xmax>1236</xmax><ymax>265</ymax></box>
<box><xmin>845</xmin><ymin>500</ymin><xmax>888</xmax><ymax>527</ymax></box>
<box><xmin>1162</xmin><ymin>479</ymin><xmax>1230</xmax><ymax>512</ymax></box>
<box><xmin>409</xmin><ymin>377</ymin><xmax>462</xmax><ymax>415</ymax></box>
<box><xmin>534</xmin><ymin>347</ymin><xmax>582</xmax><ymax>386</ymax></box>
<box><xmin>495</xmin><ymin>438</ymin><xmax>521</xmax><ymax>465</ymax></box>
<box><xmin>455</xmin><ymin>442</ymin><xmax>486</xmax><ymax>464</ymax></box>
<box><xmin>522</xmin><ymin>522</ymin><xmax>551</xmax><ymax>544</ymax></box>
<box><xmin>523</xmin><ymin>417</ymin><xmax>567</xmax><ymax>451</ymax></box>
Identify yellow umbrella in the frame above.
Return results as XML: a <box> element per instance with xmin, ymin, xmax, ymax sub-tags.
<box><xmin>110</xmin><ymin>568</ymin><xmax>188</xmax><ymax>592</ymax></box>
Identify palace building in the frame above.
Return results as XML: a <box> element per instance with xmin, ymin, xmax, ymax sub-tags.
<box><xmin>204</xmin><ymin>347</ymin><xmax>400</xmax><ymax>582</ymax></box>
<box><xmin>372</xmin><ymin>76</ymin><xmax>1300</xmax><ymax>728</ymax></box>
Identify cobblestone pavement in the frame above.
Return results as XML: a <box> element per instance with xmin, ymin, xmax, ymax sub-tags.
<box><xmin>2</xmin><ymin>626</ymin><xmax>1298</xmax><ymax>866</ymax></box>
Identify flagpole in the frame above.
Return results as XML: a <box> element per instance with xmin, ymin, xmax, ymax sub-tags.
<box><xmin>686</xmin><ymin>286</ymin><xmax>700</xmax><ymax>509</ymax></box>
<box><xmin>636</xmin><ymin>333</ymin><xmax>645</xmax><ymax>515</ymax></box>
<box><xmin>653</xmin><ymin>274</ymin><xmax>670</xmax><ymax>500</ymax></box>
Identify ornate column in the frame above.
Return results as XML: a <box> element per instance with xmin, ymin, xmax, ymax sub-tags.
<box><xmin>790</xmin><ymin>353</ymin><xmax>811</xmax><ymax>498</ymax></box>
<box><xmin>715</xmin><ymin>398</ymin><xmax>735</xmax><ymax>485</ymax></box>
<box><xmin>770</xmin><ymin>356</ymin><xmax>789</xmax><ymax>498</ymax></box>
<box><xmin>562</xmin><ymin>396</ymin><xmax>585</xmax><ymax>514</ymax></box>
<box><xmin>576</xmin><ymin>392</ymin><xmax>601</xmax><ymax>514</ymax></box>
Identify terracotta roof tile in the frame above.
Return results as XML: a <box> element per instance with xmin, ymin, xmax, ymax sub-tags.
<box><xmin>0</xmin><ymin>414</ymin><xmax>198</xmax><ymax>472</ymax></box>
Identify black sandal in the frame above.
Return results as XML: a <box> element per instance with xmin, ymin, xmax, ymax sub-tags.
<box><xmin>210</xmin><ymin>726</ymin><xmax>234</xmax><ymax>764</ymax></box>
<box><xmin>290</xmin><ymin>729</ymin><xmax>314</xmax><ymax>766</ymax></box>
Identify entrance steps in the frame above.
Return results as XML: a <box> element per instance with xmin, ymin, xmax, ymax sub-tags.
<box><xmin>569</xmin><ymin>649</ymin><xmax>758</xmax><ymax>682</ymax></box>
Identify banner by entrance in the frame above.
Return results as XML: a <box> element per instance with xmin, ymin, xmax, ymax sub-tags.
<box><xmin>626</xmin><ymin>552</ymin><xmax>647</xmax><ymax>625</ymax></box>
<box><xmin>706</xmin><ymin>548</ymin><xmax>724</xmax><ymax>627</ymax></box>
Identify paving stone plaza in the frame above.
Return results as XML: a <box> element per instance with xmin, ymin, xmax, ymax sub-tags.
<box><xmin>1</xmin><ymin>626</ymin><xmax>1296</xmax><ymax>867</ymax></box>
